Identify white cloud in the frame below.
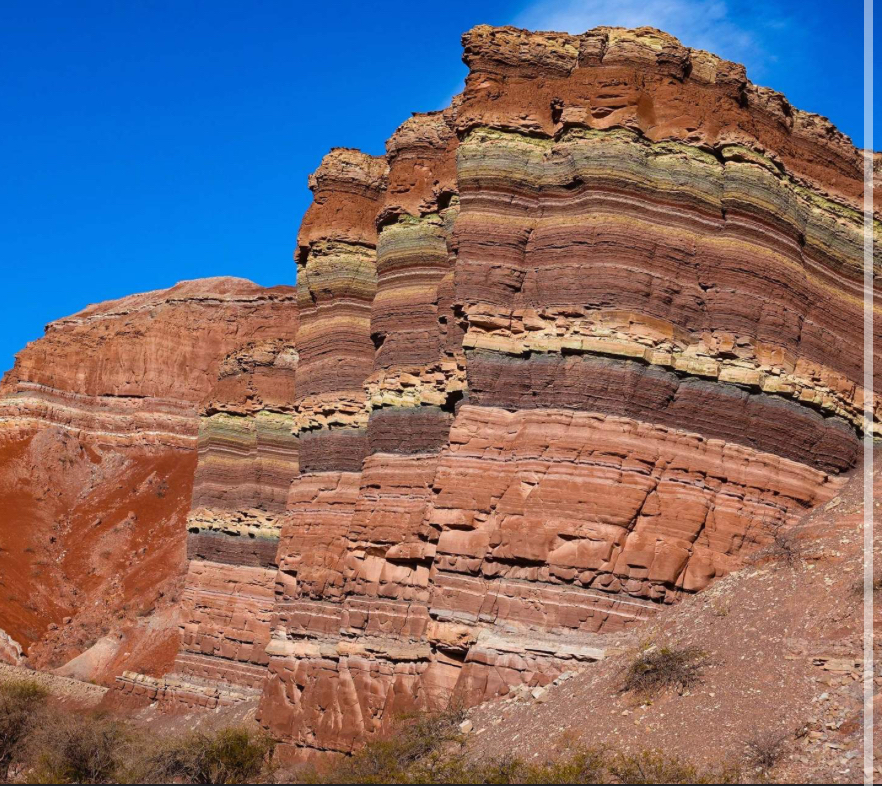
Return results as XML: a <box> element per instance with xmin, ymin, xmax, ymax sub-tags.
<box><xmin>513</xmin><ymin>0</ymin><xmax>789</xmax><ymax>77</ymax></box>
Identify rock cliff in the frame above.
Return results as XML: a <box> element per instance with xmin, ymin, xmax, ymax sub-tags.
<box><xmin>0</xmin><ymin>278</ymin><xmax>298</xmax><ymax>673</ymax></box>
<box><xmin>3</xmin><ymin>23</ymin><xmax>879</xmax><ymax>766</ymax></box>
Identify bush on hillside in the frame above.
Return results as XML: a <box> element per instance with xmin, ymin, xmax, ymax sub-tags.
<box><xmin>129</xmin><ymin>725</ymin><xmax>275</xmax><ymax>784</ymax></box>
<box><xmin>0</xmin><ymin>679</ymin><xmax>48</xmax><ymax>782</ymax></box>
<box><xmin>622</xmin><ymin>644</ymin><xmax>708</xmax><ymax>696</ymax></box>
<box><xmin>743</xmin><ymin>729</ymin><xmax>789</xmax><ymax>773</ymax></box>
<box><xmin>25</xmin><ymin>712</ymin><xmax>128</xmax><ymax>784</ymax></box>
<box><xmin>300</xmin><ymin>708</ymin><xmax>739</xmax><ymax>785</ymax></box>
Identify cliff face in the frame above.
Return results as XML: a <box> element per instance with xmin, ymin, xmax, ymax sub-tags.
<box><xmin>0</xmin><ymin>278</ymin><xmax>298</xmax><ymax>673</ymax></box>
<box><xmin>112</xmin><ymin>24</ymin><xmax>879</xmax><ymax>765</ymax></box>
<box><xmin>4</xmin><ymin>23</ymin><xmax>879</xmax><ymax>765</ymax></box>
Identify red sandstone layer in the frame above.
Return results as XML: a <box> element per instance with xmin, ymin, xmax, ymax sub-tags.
<box><xmin>0</xmin><ymin>277</ymin><xmax>298</xmax><ymax>677</ymax></box>
<box><xmin>1</xmin><ymin>22</ymin><xmax>877</xmax><ymax>766</ymax></box>
<box><xmin>251</xmin><ymin>24</ymin><xmax>877</xmax><ymax>761</ymax></box>
<box><xmin>0</xmin><ymin>278</ymin><xmax>297</xmax><ymax>447</ymax></box>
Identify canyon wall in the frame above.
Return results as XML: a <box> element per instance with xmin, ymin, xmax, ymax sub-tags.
<box><xmin>117</xmin><ymin>25</ymin><xmax>879</xmax><ymax>765</ymax></box>
<box><xmin>3</xmin><ymin>23</ymin><xmax>878</xmax><ymax>765</ymax></box>
<box><xmin>0</xmin><ymin>278</ymin><xmax>298</xmax><ymax>674</ymax></box>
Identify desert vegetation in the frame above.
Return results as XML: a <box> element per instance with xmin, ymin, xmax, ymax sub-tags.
<box><xmin>0</xmin><ymin>679</ymin><xmax>274</xmax><ymax>784</ymax></box>
<box><xmin>129</xmin><ymin>726</ymin><xmax>276</xmax><ymax>784</ymax></box>
<box><xmin>0</xmin><ymin>679</ymin><xmax>48</xmax><ymax>782</ymax></box>
<box><xmin>300</xmin><ymin>707</ymin><xmax>741</xmax><ymax>784</ymax></box>
<box><xmin>0</xmin><ymin>678</ymin><xmax>750</xmax><ymax>784</ymax></box>
<box><xmin>621</xmin><ymin>644</ymin><xmax>708</xmax><ymax>697</ymax></box>
<box><xmin>742</xmin><ymin>729</ymin><xmax>789</xmax><ymax>775</ymax></box>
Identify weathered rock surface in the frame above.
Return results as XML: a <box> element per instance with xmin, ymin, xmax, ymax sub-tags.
<box><xmin>462</xmin><ymin>448</ymin><xmax>882</xmax><ymax>785</ymax></box>
<box><xmin>0</xmin><ymin>277</ymin><xmax>298</xmax><ymax>675</ymax></box>
<box><xmin>131</xmin><ymin>25</ymin><xmax>878</xmax><ymax>764</ymax></box>
<box><xmin>0</xmin><ymin>278</ymin><xmax>297</xmax><ymax>447</ymax></box>
<box><xmin>0</xmin><ymin>628</ymin><xmax>25</xmax><ymax>666</ymax></box>
<box><xmin>162</xmin><ymin>336</ymin><xmax>302</xmax><ymax>707</ymax></box>
<box><xmin>2</xmin><ymin>23</ymin><xmax>879</xmax><ymax>766</ymax></box>
<box><xmin>249</xmin><ymin>25</ymin><xmax>877</xmax><ymax>763</ymax></box>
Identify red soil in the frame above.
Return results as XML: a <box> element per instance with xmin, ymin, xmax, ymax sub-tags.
<box><xmin>0</xmin><ymin>427</ymin><xmax>195</xmax><ymax>680</ymax></box>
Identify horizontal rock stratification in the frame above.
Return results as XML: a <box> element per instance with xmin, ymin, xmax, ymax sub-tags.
<box><xmin>122</xmin><ymin>334</ymin><xmax>302</xmax><ymax>708</ymax></box>
<box><xmin>0</xmin><ymin>278</ymin><xmax>298</xmax><ymax>448</ymax></box>
<box><xmin>9</xmin><ymin>23</ymin><xmax>878</xmax><ymax>765</ymax></box>
<box><xmin>0</xmin><ymin>278</ymin><xmax>300</xmax><ymax>674</ymax></box>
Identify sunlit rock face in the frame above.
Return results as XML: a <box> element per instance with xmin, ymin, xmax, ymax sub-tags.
<box><xmin>0</xmin><ymin>278</ymin><xmax>298</xmax><ymax>674</ymax></box>
<box><xmin>249</xmin><ymin>25</ymin><xmax>877</xmax><ymax>764</ymax></box>
<box><xmin>5</xmin><ymin>22</ymin><xmax>877</xmax><ymax>765</ymax></box>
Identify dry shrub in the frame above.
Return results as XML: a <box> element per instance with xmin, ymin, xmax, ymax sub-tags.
<box><xmin>606</xmin><ymin>750</ymin><xmax>739</xmax><ymax>784</ymax></box>
<box><xmin>766</xmin><ymin>527</ymin><xmax>803</xmax><ymax>567</ymax></box>
<box><xmin>25</xmin><ymin>712</ymin><xmax>128</xmax><ymax>784</ymax></box>
<box><xmin>743</xmin><ymin>729</ymin><xmax>788</xmax><ymax>773</ymax></box>
<box><xmin>709</xmin><ymin>597</ymin><xmax>730</xmax><ymax>617</ymax></box>
<box><xmin>749</xmin><ymin>519</ymin><xmax>804</xmax><ymax>568</ymax></box>
<box><xmin>22</xmin><ymin>717</ymin><xmax>273</xmax><ymax>785</ymax></box>
<box><xmin>851</xmin><ymin>572</ymin><xmax>882</xmax><ymax>597</ymax></box>
<box><xmin>313</xmin><ymin>707</ymin><xmax>466</xmax><ymax>784</ymax></box>
<box><xmin>622</xmin><ymin>645</ymin><xmax>708</xmax><ymax>696</ymax></box>
<box><xmin>129</xmin><ymin>725</ymin><xmax>275</xmax><ymax>784</ymax></box>
<box><xmin>516</xmin><ymin>746</ymin><xmax>608</xmax><ymax>784</ymax></box>
<box><xmin>2</xmin><ymin>681</ymin><xmax>741</xmax><ymax>785</ymax></box>
<box><xmin>305</xmin><ymin>709</ymin><xmax>738</xmax><ymax>785</ymax></box>
<box><xmin>0</xmin><ymin>679</ymin><xmax>48</xmax><ymax>781</ymax></box>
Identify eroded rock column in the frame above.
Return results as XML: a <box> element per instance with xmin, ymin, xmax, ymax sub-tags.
<box><xmin>116</xmin><ymin>311</ymin><xmax>300</xmax><ymax>708</ymax></box>
<box><xmin>260</xmin><ymin>150</ymin><xmax>387</xmax><ymax>759</ymax></box>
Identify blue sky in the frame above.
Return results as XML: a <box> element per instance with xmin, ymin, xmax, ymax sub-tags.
<box><xmin>0</xmin><ymin>0</ymin><xmax>872</xmax><ymax>373</ymax></box>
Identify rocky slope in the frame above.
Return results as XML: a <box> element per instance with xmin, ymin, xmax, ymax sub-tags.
<box><xmin>461</xmin><ymin>449</ymin><xmax>881</xmax><ymax>783</ymax></box>
<box><xmin>2</xmin><ymin>22</ymin><xmax>879</xmax><ymax>772</ymax></box>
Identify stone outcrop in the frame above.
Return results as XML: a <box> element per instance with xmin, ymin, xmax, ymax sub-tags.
<box><xmin>127</xmin><ymin>24</ymin><xmax>878</xmax><ymax>765</ymax></box>
<box><xmin>0</xmin><ymin>278</ymin><xmax>297</xmax><ymax>447</ymax></box>
<box><xmin>0</xmin><ymin>628</ymin><xmax>25</xmax><ymax>666</ymax></box>
<box><xmin>165</xmin><ymin>335</ymin><xmax>302</xmax><ymax>705</ymax></box>
<box><xmin>0</xmin><ymin>278</ymin><xmax>298</xmax><ymax>672</ymax></box>
<box><xmin>3</xmin><ymin>23</ymin><xmax>879</xmax><ymax>766</ymax></box>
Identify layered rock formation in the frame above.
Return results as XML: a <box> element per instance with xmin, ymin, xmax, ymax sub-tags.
<box><xmin>0</xmin><ymin>278</ymin><xmax>298</xmax><ymax>670</ymax></box>
<box><xmin>118</xmin><ymin>24</ymin><xmax>878</xmax><ymax>764</ymax></box>
<box><xmin>4</xmin><ymin>22</ymin><xmax>878</xmax><ymax>766</ymax></box>
<box><xmin>0</xmin><ymin>278</ymin><xmax>296</xmax><ymax>448</ymax></box>
<box><xmin>168</xmin><ymin>336</ymin><xmax>302</xmax><ymax>706</ymax></box>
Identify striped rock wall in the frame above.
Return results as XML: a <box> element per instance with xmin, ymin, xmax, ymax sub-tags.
<box><xmin>0</xmin><ymin>278</ymin><xmax>299</xmax><ymax>671</ymax></box>
<box><xmin>140</xmin><ymin>24</ymin><xmax>880</xmax><ymax>762</ymax></box>
<box><xmin>120</xmin><ymin>330</ymin><xmax>302</xmax><ymax>706</ymax></box>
